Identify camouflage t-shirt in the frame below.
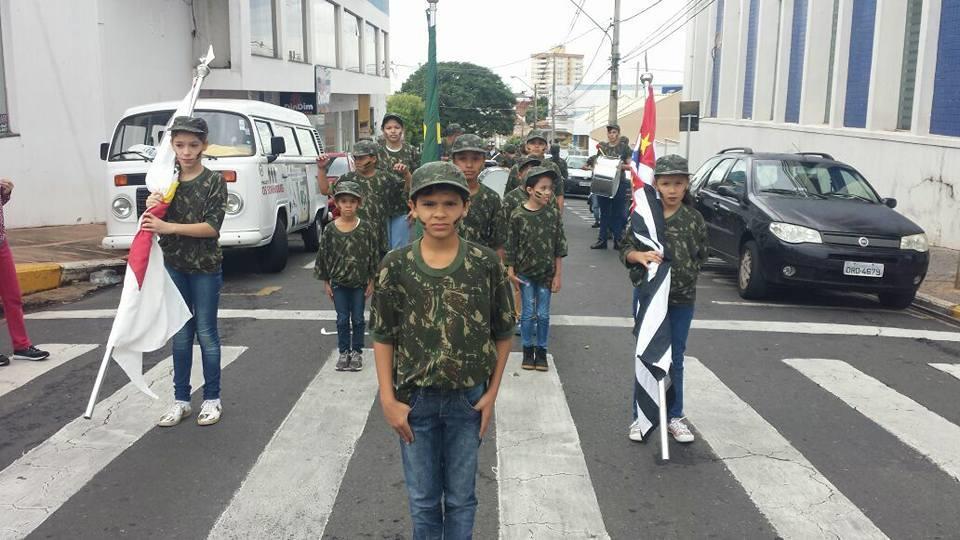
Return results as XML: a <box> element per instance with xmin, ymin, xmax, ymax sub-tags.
<box><xmin>376</xmin><ymin>140</ymin><xmax>419</xmax><ymax>218</ymax></box>
<box><xmin>337</xmin><ymin>170</ymin><xmax>396</xmax><ymax>254</ymax></box>
<box><xmin>549</xmin><ymin>156</ymin><xmax>569</xmax><ymax>180</ymax></box>
<box><xmin>504</xmin><ymin>157</ymin><xmax>564</xmax><ymax>197</ymax></box>
<box><xmin>496</xmin><ymin>155</ymin><xmax>517</xmax><ymax>169</ymax></box>
<box><xmin>619</xmin><ymin>204</ymin><xmax>709</xmax><ymax>305</ymax></box>
<box><xmin>504</xmin><ymin>202</ymin><xmax>568</xmax><ymax>287</ymax></box>
<box><xmin>459</xmin><ymin>183</ymin><xmax>504</xmax><ymax>250</ymax></box>
<box><xmin>159</xmin><ymin>168</ymin><xmax>227</xmax><ymax>274</ymax></box>
<box><xmin>370</xmin><ymin>238</ymin><xmax>516</xmax><ymax>403</ymax></box>
<box><xmin>495</xmin><ymin>185</ymin><xmax>527</xmax><ymax>248</ymax></box>
<box><xmin>314</xmin><ymin>218</ymin><xmax>380</xmax><ymax>288</ymax></box>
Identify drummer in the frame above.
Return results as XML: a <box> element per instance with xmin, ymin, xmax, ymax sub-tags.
<box><xmin>503</xmin><ymin>130</ymin><xmax>565</xmax><ymax>210</ymax></box>
<box><xmin>590</xmin><ymin>125</ymin><xmax>632</xmax><ymax>250</ymax></box>
<box><xmin>450</xmin><ymin>134</ymin><xmax>505</xmax><ymax>253</ymax></box>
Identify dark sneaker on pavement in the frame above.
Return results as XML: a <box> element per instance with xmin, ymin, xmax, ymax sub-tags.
<box><xmin>668</xmin><ymin>417</ymin><xmax>695</xmax><ymax>443</ymax></box>
<box><xmin>521</xmin><ymin>346</ymin><xmax>536</xmax><ymax>370</ymax></box>
<box><xmin>13</xmin><ymin>346</ymin><xmax>49</xmax><ymax>361</ymax></box>
<box><xmin>349</xmin><ymin>350</ymin><xmax>363</xmax><ymax>371</ymax></box>
<box><xmin>590</xmin><ymin>240</ymin><xmax>607</xmax><ymax>249</ymax></box>
<box><xmin>591</xmin><ymin>222</ymin><xmax>600</xmax><ymax>228</ymax></box>
<box><xmin>534</xmin><ymin>347</ymin><xmax>549</xmax><ymax>372</ymax></box>
<box><xmin>335</xmin><ymin>352</ymin><xmax>350</xmax><ymax>371</ymax></box>
<box><xmin>0</xmin><ymin>354</ymin><xmax>9</xmax><ymax>367</ymax></box>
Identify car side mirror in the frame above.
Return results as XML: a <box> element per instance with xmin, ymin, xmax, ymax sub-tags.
<box><xmin>267</xmin><ymin>136</ymin><xmax>286</xmax><ymax>163</ymax></box>
<box><xmin>883</xmin><ymin>197</ymin><xmax>897</xmax><ymax>209</ymax></box>
<box><xmin>100</xmin><ymin>142</ymin><xmax>109</xmax><ymax>161</ymax></box>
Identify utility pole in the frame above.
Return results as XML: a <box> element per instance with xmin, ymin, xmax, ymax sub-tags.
<box><xmin>608</xmin><ymin>0</ymin><xmax>621</xmax><ymax>125</ymax></box>
<box><xmin>551</xmin><ymin>54</ymin><xmax>557</xmax><ymax>143</ymax></box>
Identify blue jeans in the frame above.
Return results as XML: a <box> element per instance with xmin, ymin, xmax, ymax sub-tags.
<box><xmin>401</xmin><ymin>384</ymin><xmax>485</xmax><ymax>540</ymax></box>
<box><xmin>631</xmin><ymin>289</ymin><xmax>694</xmax><ymax>421</ymax></box>
<box><xmin>519</xmin><ymin>276</ymin><xmax>552</xmax><ymax>349</ymax></box>
<box><xmin>389</xmin><ymin>214</ymin><xmax>411</xmax><ymax>249</ymax></box>
<box><xmin>589</xmin><ymin>193</ymin><xmax>601</xmax><ymax>223</ymax></box>
<box><xmin>332</xmin><ymin>284</ymin><xmax>365</xmax><ymax>353</ymax></box>
<box><xmin>166</xmin><ymin>266</ymin><xmax>222</xmax><ymax>401</ymax></box>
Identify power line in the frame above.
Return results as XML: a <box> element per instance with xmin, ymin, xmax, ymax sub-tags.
<box><xmin>565</xmin><ymin>0</ymin><xmax>611</xmax><ymax>36</ymax></box>
<box><xmin>621</xmin><ymin>0</ymin><xmax>665</xmax><ymax>23</ymax></box>
<box><xmin>559</xmin><ymin>0</ymin><xmax>587</xmax><ymax>45</ymax></box>
<box><xmin>622</xmin><ymin>0</ymin><xmax>717</xmax><ymax>64</ymax></box>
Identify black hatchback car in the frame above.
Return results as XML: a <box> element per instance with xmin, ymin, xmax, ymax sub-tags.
<box><xmin>689</xmin><ymin>148</ymin><xmax>929</xmax><ymax>308</ymax></box>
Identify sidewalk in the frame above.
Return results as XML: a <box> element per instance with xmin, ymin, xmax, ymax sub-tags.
<box><xmin>7</xmin><ymin>223</ymin><xmax>126</xmax><ymax>296</ymax></box>
<box><xmin>915</xmin><ymin>246</ymin><xmax>960</xmax><ymax>320</ymax></box>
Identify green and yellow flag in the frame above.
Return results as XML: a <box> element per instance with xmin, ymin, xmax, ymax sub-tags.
<box><xmin>420</xmin><ymin>6</ymin><xmax>441</xmax><ymax>165</ymax></box>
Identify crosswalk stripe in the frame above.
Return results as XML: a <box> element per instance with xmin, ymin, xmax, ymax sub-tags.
<box><xmin>207</xmin><ymin>350</ymin><xmax>377</xmax><ymax>539</ymax></box>
<box><xmin>496</xmin><ymin>352</ymin><xmax>609</xmax><ymax>539</ymax></box>
<box><xmin>0</xmin><ymin>344</ymin><xmax>98</xmax><ymax>399</ymax></box>
<box><xmin>302</xmin><ymin>260</ymin><xmax>315</xmax><ymax>270</ymax></box>
<box><xmin>685</xmin><ymin>357</ymin><xmax>888</xmax><ymax>539</ymax></box>
<box><xmin>929</xmin><ymin>363</ymin><xmax>960</xmax><ymax>382</ymax></box>
<box><xmin>0</xmin><ymin>346</ymin><xmax>247</xmax><ymax>539</ymax></box>
<box><xmin>785</xmin><ymin>358</ymin><xmax>960</xmax><ymax>482</ymax></box>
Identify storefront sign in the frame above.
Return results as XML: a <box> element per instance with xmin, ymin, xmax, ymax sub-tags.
<box><xmin>278</xmin><ymin>92</ymin><xmax>317</xmax><ymax>115</ymax></box>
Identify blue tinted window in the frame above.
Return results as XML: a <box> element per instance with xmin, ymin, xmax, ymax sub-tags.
<box><xmin>931</xmin><ymin>0</ymin><xmax>960</xmax><ymax>136</ymax></box>
<box><xmin>843</xmin><ymin>0</ymin><xmax>876</xmax><ymax>128</ymax></box>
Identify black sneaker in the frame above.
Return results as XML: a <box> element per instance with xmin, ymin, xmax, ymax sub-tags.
<box><xmin>590</xmin><ymin>240</ymin><xmax>607</xmax><ymax>250</ymax></box>
<box><xmin>534</xmin><ymin>347</ymin><xmax>549</xmax><ymax>371</ymax></box>
<box><xmin>13</xmin><ymin>346</ymin><xmax>49</xmax><ymax>361</ymax></box>
<box><xmin>591</xmin><ymin>222</ymin><xmax>600</xmax><ymax>228</ymax></box>
<box><xmin>0</xmin><ymin>354</ymin><xmax>9</xmax><ymax>367</ymax></box>
<box><xmin>613</xmin><ymin>239</ymin><xmax>621</xmax><ymax>251</ymax></box>
<box><xmin>521</xmin><ymin>347</ymin><xmax>536</xmax><ymax>370</ymax></box>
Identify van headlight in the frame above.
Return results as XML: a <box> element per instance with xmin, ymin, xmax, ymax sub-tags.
<box><xmin>900</xmin><ymin>233</ymin><xmax>928</xmax><ymax>252</ymax></box>
<box><xmin>225</xmin><ymin>192</ymin><xmax>243</xmax><ymax>215</ymax></box>
<box><xmin>111</xmin><ymin>196</ymin><xmax>133</xmax><ymax>219</ymax></box>
<box><xmin>769</xmin><ymin>222</ymin><xmax>822</xmax><ymax>244</ymax></box>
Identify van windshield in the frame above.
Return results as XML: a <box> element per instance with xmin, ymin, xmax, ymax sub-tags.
<box><xmin>109</xmin><ymin>110</ymin><xmax>256</xmax><ymax>161</ymax></box>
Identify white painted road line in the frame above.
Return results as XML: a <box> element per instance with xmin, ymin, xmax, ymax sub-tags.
<box><xmin>208</xmin><ymin>350</ymin><xmax>378</xmax><ymax>539</ymax></box>
<box><xmin>0</xmin><ymin>344</ymin><xmax>98</xmax><ymax>399</ymax></box>
<box><xmin>785</xmin><ymin>358</ymin><xmax>960</xmax><ymax>482</ymax></box>
<box><xmin>684</xmin><ymin>357</ymin><xmax>888</xmax><ymax>539</ymax></box>
<box><xmin>496</xmin><ymin>352</ymin><xmax>609</xmax><ymax>539</ymax></box>
<box><xmin>302</xmin><ymin>260</ymin><xmax>316</xmax><ymax>270</ymax></box>
<box><xmin>0</xmin><ymin>346</ymin><xmax>247</xmax><ymax>539</ymax></box>
<box><xmin>929</xmin><ymin>363</ymin><xmax>960</xmax><ymax>382</ymax></box>
<box><xmin>710</xmin><ymin>300</ymin><xmax>924</xmax><ymax>316</ymax></box>
<box><xmin>24</xmin><ymin>310</ymin><xmax>960</xmax><ymax>344</ymax></box>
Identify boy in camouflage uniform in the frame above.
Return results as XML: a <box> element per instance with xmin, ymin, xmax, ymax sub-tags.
<box><xmin>439</xmin><ymin>123</ymin><xmax>464</xmax><ymax>161</ymax></box>
<box><xmin>451</xmin><ymin>133</ymin><xmax>505</xmax><ymax>252</ymax></box>
<box><xmin>376</xmin><ymin>113</ymin><xmax>419</xmax><ymax>249</ymax></box>
<box><xmin>370</xmin><ymin>161</ymin><xmax>515</xmax><ymax>538</ymax></box>
<box><xmin>504</xmin><ymin>130</ymin><xmax>565</xmax><ymax>210</ymax></box>
<box><xmin>591</xmin><ymin>125</ymin><xmax>633</xmax><ymax>250</ymax></box>
<box><xmin>495</xmin><ymin>143</ymin><xmax>519</xmax><ymax>168</ymax></box>
<box><xmin>317</xmin><ymin>140</ymin><xmax>395</xmax><ymax>255</ymax></box>
<box><xmin>497</xmin><ymin>155</ymin><xmax>542</xmax><ymax>330</ymax></box>
<box><xmin>504</xmin><ymin>166</ymin><xmax>568</xmax><ymax>371</ymax></box>
<box><xmin>620</xmin><ymin>155</ymin><xmax>708</xmax><ymax>444</ymax></box>
<box><xmin>314</xmin><ymin>181</ymin><xmax>380</xmax><ymax>372</ymax></box>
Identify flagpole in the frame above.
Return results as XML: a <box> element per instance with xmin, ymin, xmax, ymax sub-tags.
<box><xmin>83</xmin><ymin>346</ymin><xmax>114</xmax><ymax>419</ymax></box>
<box><xmin>659</xmin><ymin>378</ymin><xmax>669</xmax><ymax>460</ymax></box>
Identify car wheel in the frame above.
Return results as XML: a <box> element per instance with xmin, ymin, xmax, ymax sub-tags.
<box><xmin>300</xmin><ymin>211</ymin><xmax>321</xmax><ymax>252</ymax></box>
<box><xmin>737</xmin><ymin>240</ymin><xmax>768</xmax><ymax>299</ymax></box>
<box><xmin>258</xmin><ymin>216</ymin><xmax>289</xmax><ymax>273</ymax></box>
<box><xmin>878</xmin><ymin>290</ymin><xmax>916</xmax><ymax>310</ymax></box>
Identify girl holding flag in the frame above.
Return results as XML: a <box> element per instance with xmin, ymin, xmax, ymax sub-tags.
<box><xmin>143</xmin><ymin>116</ymin><xmax>228</xmax><ymax>427</ymax></box>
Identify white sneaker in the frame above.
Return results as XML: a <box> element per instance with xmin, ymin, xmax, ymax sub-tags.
<box><xmin>628</xmin><ymin>419</ymin><xmax>645</xmax><ymax>442</ymax></box>
<box><xmin>158</xmin><ymin>401</ymin><xmax>192</xmax><ymax>427</ymax></box>
<box><xmin>668</xmin><ymin>417</ymin><xmax>695</xmax><ymax>443</ymax></box>
<box><xmin>197</xmin><ymin>399</ymin><xmax>222</xmax><ymax>426</ymax></box>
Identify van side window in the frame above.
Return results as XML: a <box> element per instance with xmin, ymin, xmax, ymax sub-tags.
<box><xmin>255</xmin><ymin>120</ymin><xmax>274</xmax><ymax>155</ymax></box>
<box><xmin>295</xmin><ymin>127</ymin><xmax>319</xmax><ymax>157</ymax></box>
<box><xmin>277</xmin><ymin>125</ymin><xmax>301</xmax><ymax>156</ymax></box>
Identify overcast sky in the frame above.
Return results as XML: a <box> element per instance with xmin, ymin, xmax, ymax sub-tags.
<box><xmin>387</xmin><ymin>0</ymin><xmax>689</xmax><ymax>95</ymax></box>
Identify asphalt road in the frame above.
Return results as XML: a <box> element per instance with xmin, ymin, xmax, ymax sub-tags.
<box><xmin>2</xmin><ymin>198</ymin><xmax>959</xmax><ymax>539</ymax></box>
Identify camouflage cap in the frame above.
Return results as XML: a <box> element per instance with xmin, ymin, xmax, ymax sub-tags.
<box><xmin>606</xmin><ymin>123</ymin><xmax>621</xmax><ymax>132</ymax></box>
<box><xmin>523</xmin><ymin>165</ymin><xmax>558</xmax><ymax>187</ymax></box>
<box><xmin>381</xmin><ymin>113</ymin><xmax>405</xmax><ymax>128</ymax></box>
<box><xmin>654</xmin><ymin>154</ymin><xmax>691</xmax><ymax>176</ymax></box>
<box><xmin>352</xmin><ymin>139</ymin><xmax>379</xmax><ymax>156</ymax></box>
<box><xmin>451</xmin><ymin>134</ymin><xmax>486</xmax><ymax>155</ymax></box>
<box><xmin>516</xmin><ymin>155</ymin><xmax>542</xmax><ymax>170</ymax></box>
<box><xmin>170</xmin><ymin>116</ymin><xmax>208</xmax><ymax>135</ymax></box>
<box><xmin>503</xmin><ymin>143</ymin><xmax>518</xmax><ymax>153</ymax></box>
<box><xmin>409</xmin><ymin>161</ymin><xmax>470</xmax><ymax>199</ymax></box>
<box><xmin>333</xmin><ymin>180</ymin><xmax>363</xmax><ymax>199</ymax></box>
<box><xmin>443</xmin><ymin>123</ymin><xmax>464</xmax><ymax>136</ymax></box>
<box><xmin>525</xmin><ymin>130</ymin><xmax>548</xmax><ymax>144</ymax></box>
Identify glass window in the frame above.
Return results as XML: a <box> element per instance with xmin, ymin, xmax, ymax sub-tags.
<box><xmin>378</xmin><ymin>30</ymin><xmax>386</xmax><ymax>77</ymax></box>
<box><xmin>311</xmin><ymin>0</ymin><xmax>337</xmax><ymax>68</ymax></box>
<box><xmin>295</xmin><ymin>127</ymin><xmax>319</xmax><ymax>156</ymax></box>
<box><xmin>277</xmin><ymin>124</ymin><xmax>301</xmax><ymax>155</ymax></box>
<box><xmin>720</xmin><ymin>159</ymin><xmax>747</xmax><ymax>194</ymax></box>
<box><xmin>364</xmin><ymin>23</ymin><xmax>378</xmax><ymax>75</ymax></box>
<box><xmin>284</xmin><ymin>0</ymin><xmax>306</xmax><ymax>62</ymax></box>
<box><xmin>0</xmin><ymin>13</ymin><xmax>8</xmax><ymax>136</ymax></box>
<box><xmin>753</xmin><ymin>159</ymin><xmax>880</xmax><ymax>202</ymax></box>
<box><xmin>690</xmin><ymin>156</ymin><xmax>723</xmax><ymax>192</ymax></box>
<box><xmin>250</xmin><ymin>0</ymin><xmax>277</xmax><ymax>57</ymax></box>
<box><xmin>704</xmin><ymin>158</ymin><xmax>735</xmax><ymax>189</ymax></box>
<box><xmin>255</xmin><ymin>120</ymin><xmax>274</xmax><ymax>155</ymax></box>
<box><xmin>897</xmin><ymin>0</ymin><xmax>923</xmax><ymax>130</ymax></box>
<box><xmin>382</xmin><ymin>32</ymin><xmax>389</xmax><ymax>77</ymax></box>
<box><xmin>341</xmin><ymin>11</ymin><xmax>361</xmax><ymax>73</ymax></box>
<box><xmin>109</xmin><ymin>111</ymin><xmax>256</xmax><ymax>160</ymax></box>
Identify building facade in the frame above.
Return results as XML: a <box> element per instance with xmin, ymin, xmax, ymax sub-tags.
<box><xmin>0</xmin><ymin>0</ymin><xmax>389</xmax><ymax>229</ymax></box>
<box><xmin>684</xmin><ymin>0</ymin><xmax>960</xmax><ymax>249</ymax></box>
<box><xmin>529</xmin><ymin>46</ymin><xmax>584</xmax><ymax>97</ymax></box>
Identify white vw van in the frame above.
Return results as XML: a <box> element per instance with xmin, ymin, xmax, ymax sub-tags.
<box><xmin>100</xmin><ymin>99</ymin><xmax>326</xmax><ymax>272</ymax></box>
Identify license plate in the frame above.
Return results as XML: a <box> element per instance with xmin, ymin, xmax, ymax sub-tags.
<box><xmin>579</xmin><ymin>180</ymin><xmax>592</xmax><ymax>187</ymax></box>
<box><xmin>843</xmin><ymin>261</ymin><xmax>884</xmax><ymax>278</ymax></box>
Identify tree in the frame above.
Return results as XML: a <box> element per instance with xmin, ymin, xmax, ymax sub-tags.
<box><xmin>387</xmin><ymin>93</ymin><xmax>425</xmax><ymax>147</ymax></box>
<box><xmin>524</xmin><ymin>96</ymin><xmax>549</xmax><ymax>126</ymax></box>
<box><xmin>399</xmin><ymin>61</ymin><xmax>515</xmax><ymax>137</ymax></box>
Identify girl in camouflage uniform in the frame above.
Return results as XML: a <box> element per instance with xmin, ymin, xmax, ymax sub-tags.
<box><xmin>375</xmin><ymin>114</ymin><xmax>418</xmax><ymax>249</ymax></box>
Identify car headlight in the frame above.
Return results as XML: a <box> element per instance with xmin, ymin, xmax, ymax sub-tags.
<box><xmin>225</xmin><ymin>193</ymin><xmax>243</xmax><ymax>215</ymax></box>
<box><xmin>769</xmin><ymin>222</ymin><xmax>822</xmax><ymax>244</ymax></box>
<box><xmin>900</xmin><ymin>233</ymin><xmax>928</xmax><ymax>252</ymax></box>
<box><xmin>111</xmin><ymin>196</ymin><xmax>133</xmax><ymax>219</ymax></box>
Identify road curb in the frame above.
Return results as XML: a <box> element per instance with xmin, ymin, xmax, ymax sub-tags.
<box><xmin>913</xmin><ymin>292</ymin><xmax>960</xmax><ymax>323</ymax></box>
<box><xmin>17</xmin><ymin>258</ymin><xmax>127</xmax><ymax>296</ymax></box>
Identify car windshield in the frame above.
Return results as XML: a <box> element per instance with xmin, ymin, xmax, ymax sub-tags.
<box><xmin>109</xmin><ymin>110</ymin><xmax>256</xmax><ymax>161</ymax></box>
<box><xmin>567</xmin><ymin>156</ymin><xmax>587</xmax><ymax>169</ymax></box>
<box><xmin>754</xmin><ymin>160</ymin><xmax>880</xmax><ymax>202</ymax></box>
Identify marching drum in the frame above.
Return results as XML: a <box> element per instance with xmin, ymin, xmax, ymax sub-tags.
<box><xmin>591</xmin><ymin>156</ymin><xmax>623</xmax><ymax>198</ymax></box>
<box><xmin>479</xmin><ymin>166</ymin><xmax>510</xmax><ymax>198</ymax></box>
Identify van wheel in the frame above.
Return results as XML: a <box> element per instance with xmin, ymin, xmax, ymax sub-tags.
<box><xmin>737</xmin><ymin>240</ymin><xmax>768</xmax><ymax>299</ymax></box>
<box><xmin>301</xmin><ymin>212</ymin><xmax>321</xmax><ymax>252</ymax></box>
<box><xmin>878</xmin><ymin>289</ymin><xmax>916</xmax><ymax>310</ymax></box>
<box><xmin>258</xmin><ymin>217</ymin><xmax>288</xmax><ymax>273</ymax></box>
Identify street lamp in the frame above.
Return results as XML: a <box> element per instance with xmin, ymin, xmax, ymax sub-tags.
<box><xmin>511</xmin><ymin>76</ymin><xmax>538</xmax><ymax>128</ymax></box>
